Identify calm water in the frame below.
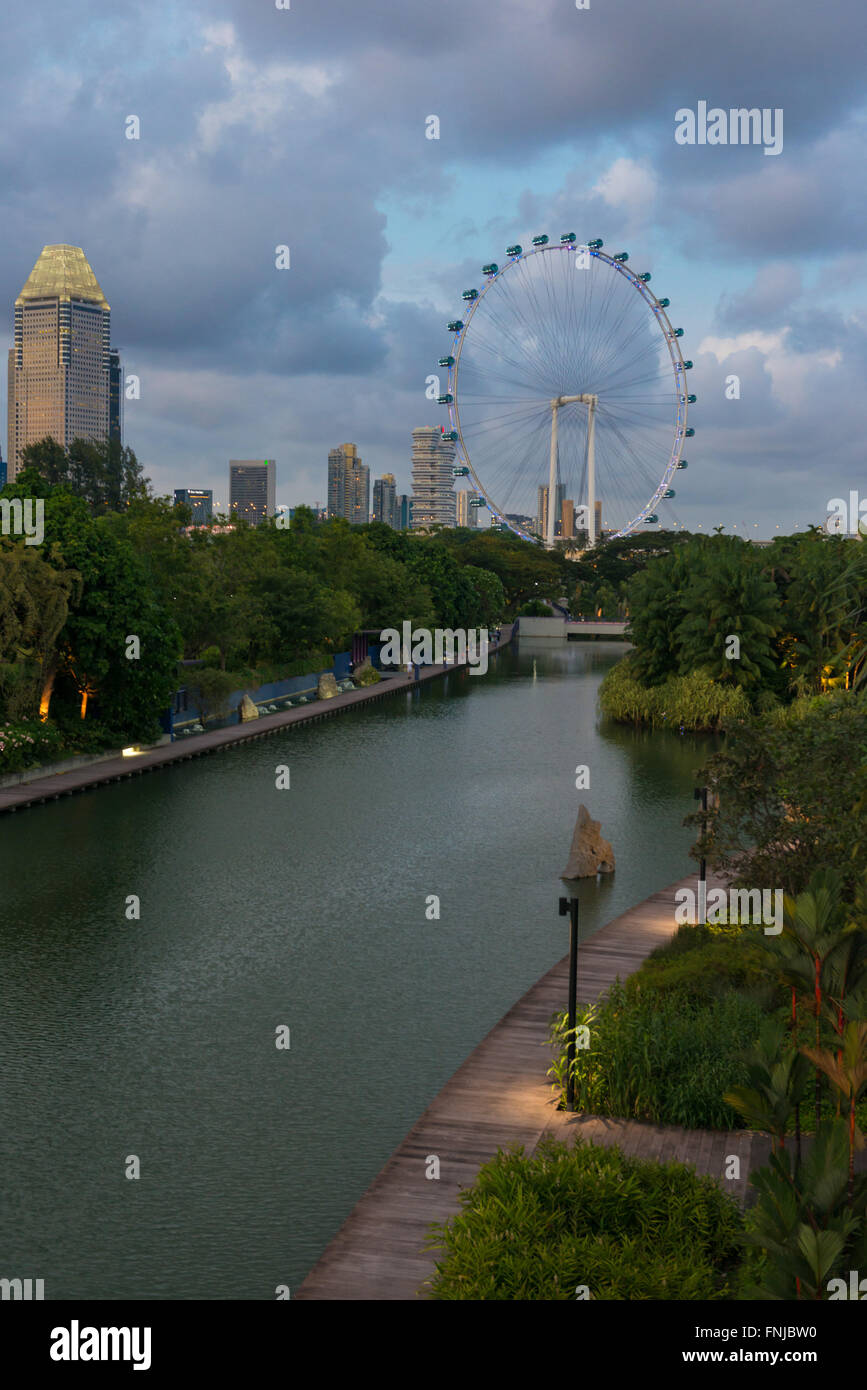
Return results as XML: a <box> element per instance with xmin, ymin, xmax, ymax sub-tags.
<box><xmin>0</xmin><ymin>640</ymin><xmax>711</xmax><ymax>1299</ymax></box>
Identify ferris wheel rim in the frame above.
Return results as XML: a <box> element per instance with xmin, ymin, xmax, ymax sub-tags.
<box><xmin>444</xmin><ymin>241</ymin><xmax>689</xmax><ymax>543</ymax></box>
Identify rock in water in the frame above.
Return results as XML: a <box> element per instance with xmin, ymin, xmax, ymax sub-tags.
<box><xmin>239</xmin><ymin>693</ymin><xmax>259</xmax><ymax>722</ymax></box>
<box><xmin>561</xmin><ymin>803</ymin><xmax>615</xmax><ymax>879</ymax></box>
<box><xmin>317</xmin><ymin>672</ymin><xmax>339</xmax><ymax>700</ymax></box>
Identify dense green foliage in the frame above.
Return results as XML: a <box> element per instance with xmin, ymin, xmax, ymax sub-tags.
<box><xmin>693</xmin><ymin>689</ymin><xmax>867</xmax><ymax>897</ymax></box>
<box><xmin>548</xmin><ymin>922</ymin><xmax>778</xmax><ymax>1129</ymax></box>
<box><xmin>1</xmin><ymin>474</ymin><xmax>182</xmax><ymax>747</ymax></box>
<box><xmin>20</xmin><ymin>435</ymin><xmax>150</xmax><ymax>514</ymax></box>
<box><xmin>426</xmin><ymin>1137</ymin><xmax>743</xmax><ymax>1300</ymax></box>
<box><xmin>0</xmin><ymin>719</ymin><xmax>68</xmax><ymax>774</ymax></box>
<box><xmin>567</xmin><ymin>529</ymin><xmax>692</xmax><ymax>620</ymax></box>
<box><xmin>725</xmin><ymin>874</ymin><xmax>867</xmax><ymax>1299</ymax></box>
<box><xmin>544</xmin><ymin>870</ymin><xmax>867</xmax><ymax>1299</ymax></box>
<box><xmin>599</xmin><ymin>657</ymin><xmax>752</xmax><ymax>730</ymax></box>
<box><xmin>4</xmin><ymin>436</ymin><xmax>576</xmax><ymax>759</ymax></box>
<box><xmin>600</xmin><ymin>528</ymin><xmax>867</xmax><ymax>728</ymax></box>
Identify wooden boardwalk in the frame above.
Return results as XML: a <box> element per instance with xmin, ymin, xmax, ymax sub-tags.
<box><xmin>0</xmin><ymin>628</ymin><xmax>513</xmax><ymax>816</ymax></box>
<box><xmin>296</xmin><ymin>870</ymin><xmax>770</xmax><ymax>1301</ymax></box>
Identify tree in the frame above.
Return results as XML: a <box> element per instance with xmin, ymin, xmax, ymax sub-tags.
<box><xmin>1</xmin><ymin>475</ymin><xmax>182</xmax><ymax>738</ymax></box>
<box><xmin>625</xmin><ymin>543</ymin><xmax>693</xmax><ymax>684</ymax></box>
<box><xmin>20</xmin><ymin>436</ymin><xmax>151</xmax><ymax>514</ymax></box>
<box><xmin>0</xmin><ymin>542</ymin><xmax>80</xmax><ymax>720</ymax></box>
<box><xmin>461</xmin><ymin>565</ymin><xmax>506</xmax><ymax>626</ymax></box>
<box><xmin>697</xmin><ymin>694</ymin><xmax>867</xmax><ymax>898</ymax></box>
<box><xmin>676</xmin><ymin>545</ymin><xmax>781</xmax><ymax>689</ymax></box>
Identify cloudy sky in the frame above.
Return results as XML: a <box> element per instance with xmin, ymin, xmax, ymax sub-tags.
<box><xmin>1</xmin><ymin>0</ymin><xmax>865</xmax><ymax>535</ymax></box>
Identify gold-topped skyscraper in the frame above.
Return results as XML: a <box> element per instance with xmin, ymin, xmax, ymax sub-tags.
<box><xmin>7</xmin><ymin>245</ymin><xmax>113</xmax><ymax>478</ymax></box>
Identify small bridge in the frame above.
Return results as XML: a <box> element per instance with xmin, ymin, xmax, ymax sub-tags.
<box><xmin>517</xmin><ymin>616</ymin><xmax>628</xmax><ymax>640</ymax></box>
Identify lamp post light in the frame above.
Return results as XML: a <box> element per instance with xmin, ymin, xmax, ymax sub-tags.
<box><xmin>558</xmin><ymin>894</ymin><xmax>580</xmax><ymax>1112</ymax></box>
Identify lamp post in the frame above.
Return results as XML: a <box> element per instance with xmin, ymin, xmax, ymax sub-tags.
<box><xmin>693</xmin><ymin>785</ymin><xmax>708</xmax><ymax>884</ymax></box>
<box><xmin>558</xmin><ymin>895</ymin><xmax>580</xmax><ymax>1112</ymax></box>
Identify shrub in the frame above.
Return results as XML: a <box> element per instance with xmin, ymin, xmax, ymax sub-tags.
<box><xmin>549</xmin><ymin>978</ymin><xmax>768</xmax><ymax>1129</ymax></box>
<box><xmin>0</xmin><ymin>719</ymin><xmax>67</xmax><ymax>774</ymax></box>
<box><xmin>697</xmin><ymin>690</ymin><xmax>867</xmax><ymax>897</ymax></box>
<box><xmin>599</xmin><ymin>655</ymin><xmax>752</xmax><ymax>730</ymax></box>
<box><xmin>634</xmin><ymin>922</ymin><xmax>783</xmax><ymax>1012</ymax></box>
<box><xmin>426</xmin><ymin>1137</ymin><xmax>743</xmax><ymax>1300</ymax></box>
<box><xmin>190</xmin><ymin>667</ymin><xmax>245</xmax><ymax>722</ymax></box>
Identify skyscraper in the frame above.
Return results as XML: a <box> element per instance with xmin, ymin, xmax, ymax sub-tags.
<box><xmin>395</xmin><ymin>493</ymin><xmax>413</xmax><ymax>530</ymax></box>
<box><xmin>229</xmin><ymin>460</ymin><xmax>276</xmax><ymax>525</ymax></box>
<box><xmin>456</xmin><ymin>489</ymin><xmax>480</xmax><ymax>528</ymax></box>
<box><xmin>411</xmin><ymin>427</ymin><xmax>456</xmax><ymax>529</ymax></box>
<box><xmin>536</xmin><ymin>483</ymin><xmax>565</xmax><ymax>539</ymax></box>
<box><xmin>174</xmin><ymin>488</ymin><xmax>213</xmax><ymax>525</ymax></box>
<box><xmin>7</xmin><ymin>245</ymin><xmax>112</xmax><ymax>478</ymax></box>
<box><xmin>327</xmin><ymin>443</ymin><xmax>370</xmax><ymax>523</ymax></box>
<box><xmin>372</xmin><ymin>472</ymin><xmax>397</xmax><ymax>527</ymax></box>
<box><xmin>109</xmin><ymin>347</ymin><xmax>123</xmax><ymax>446</ymax></box>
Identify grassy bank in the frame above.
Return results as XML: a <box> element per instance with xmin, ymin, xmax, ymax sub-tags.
<box><xmin>599</xmin><ymin>653</ymin><xmax>754</xmax><ymax>731</ymax></box>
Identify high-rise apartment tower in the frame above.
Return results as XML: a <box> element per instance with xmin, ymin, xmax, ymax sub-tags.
<box><xmin>327</xmin><ymin>443</ymin><xmax>370</xmax><ymax>523</ymax></box>
<box><xmin>411</xmin><ymin>427</ymin><xmax>456</xmax><ymax>529</ymax></box>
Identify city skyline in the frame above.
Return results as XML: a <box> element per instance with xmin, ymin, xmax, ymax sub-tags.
<box><xmin>1</xmin><ymin>3</ymin><xmax>865</xmax><ymax>534</ymax></box>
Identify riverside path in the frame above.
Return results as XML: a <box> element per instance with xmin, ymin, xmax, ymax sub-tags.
<box><xmin>295</xmin><ymin>870</ymin><xmax>771</xmax><ymax>1301</ymax></box>
<box><xmin>0</xmin><ymin>627</ymin><xmax>513</xmax><ymax>816</ymax></box>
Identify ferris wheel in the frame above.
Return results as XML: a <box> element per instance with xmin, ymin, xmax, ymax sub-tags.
<box><xmin>437</xmin><ymin>236</ymin><xmax>694</xmax><ymax>546</ymax></box>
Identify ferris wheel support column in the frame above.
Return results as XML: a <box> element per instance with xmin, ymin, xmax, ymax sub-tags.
<box><xmin>547</xmin><ymin>395</ymin><xmax>585</xmax><ymax>548</ymax></box>
<box><xmin>546</xmin><ymin>400</ymin><xmax>560</xmax><ymax>548</ymax></box>
<box><xmin>587</xmin><ymin>394</ymin><xmax>597</xmax><ymax>548</ymax></box>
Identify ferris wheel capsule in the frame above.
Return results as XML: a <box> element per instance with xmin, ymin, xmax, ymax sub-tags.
<box><xmin>658</xmin><ymin>298</ymin><xmax>670</xmax><ymax>307</ymax></box>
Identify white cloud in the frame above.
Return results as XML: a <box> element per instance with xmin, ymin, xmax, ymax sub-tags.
<box><xmin>197</xmin><ymin>22</ymin><xmax>338</xmax><ymax>153</ymax></box>
<box><xmin>592</xmin><ymin>157</ymin><xmax>656</xmax><ymax>212</ymax></box>
<box><xmin>699</xmin><ymin>328</ymin><xmax>842</xmax><ymax>409</ymax></box>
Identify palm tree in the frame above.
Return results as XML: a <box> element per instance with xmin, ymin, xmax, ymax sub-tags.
<box><xmin>743</xmin><ymin>1119</ymin><xmax>863</xmax><ymax>1299</ymax></box>
<box><xmin>802</xmin><ymin>1023</ymin><xmax>867</xmax><ymax>1202</ymax></box>
<box><xmin>777</xmin><ymin>873</ymin><xmax>849</xmax><ymax>1130</ymax></box>
<box><xmin>724</xmin><ymin>1019</ymin><xmax>810</xmax><ymax>1154</ymax></box>
<box><xmin>676</xmin><ymin>546</ymin><xmax>781</xmax><ymax>689</ymax></box>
